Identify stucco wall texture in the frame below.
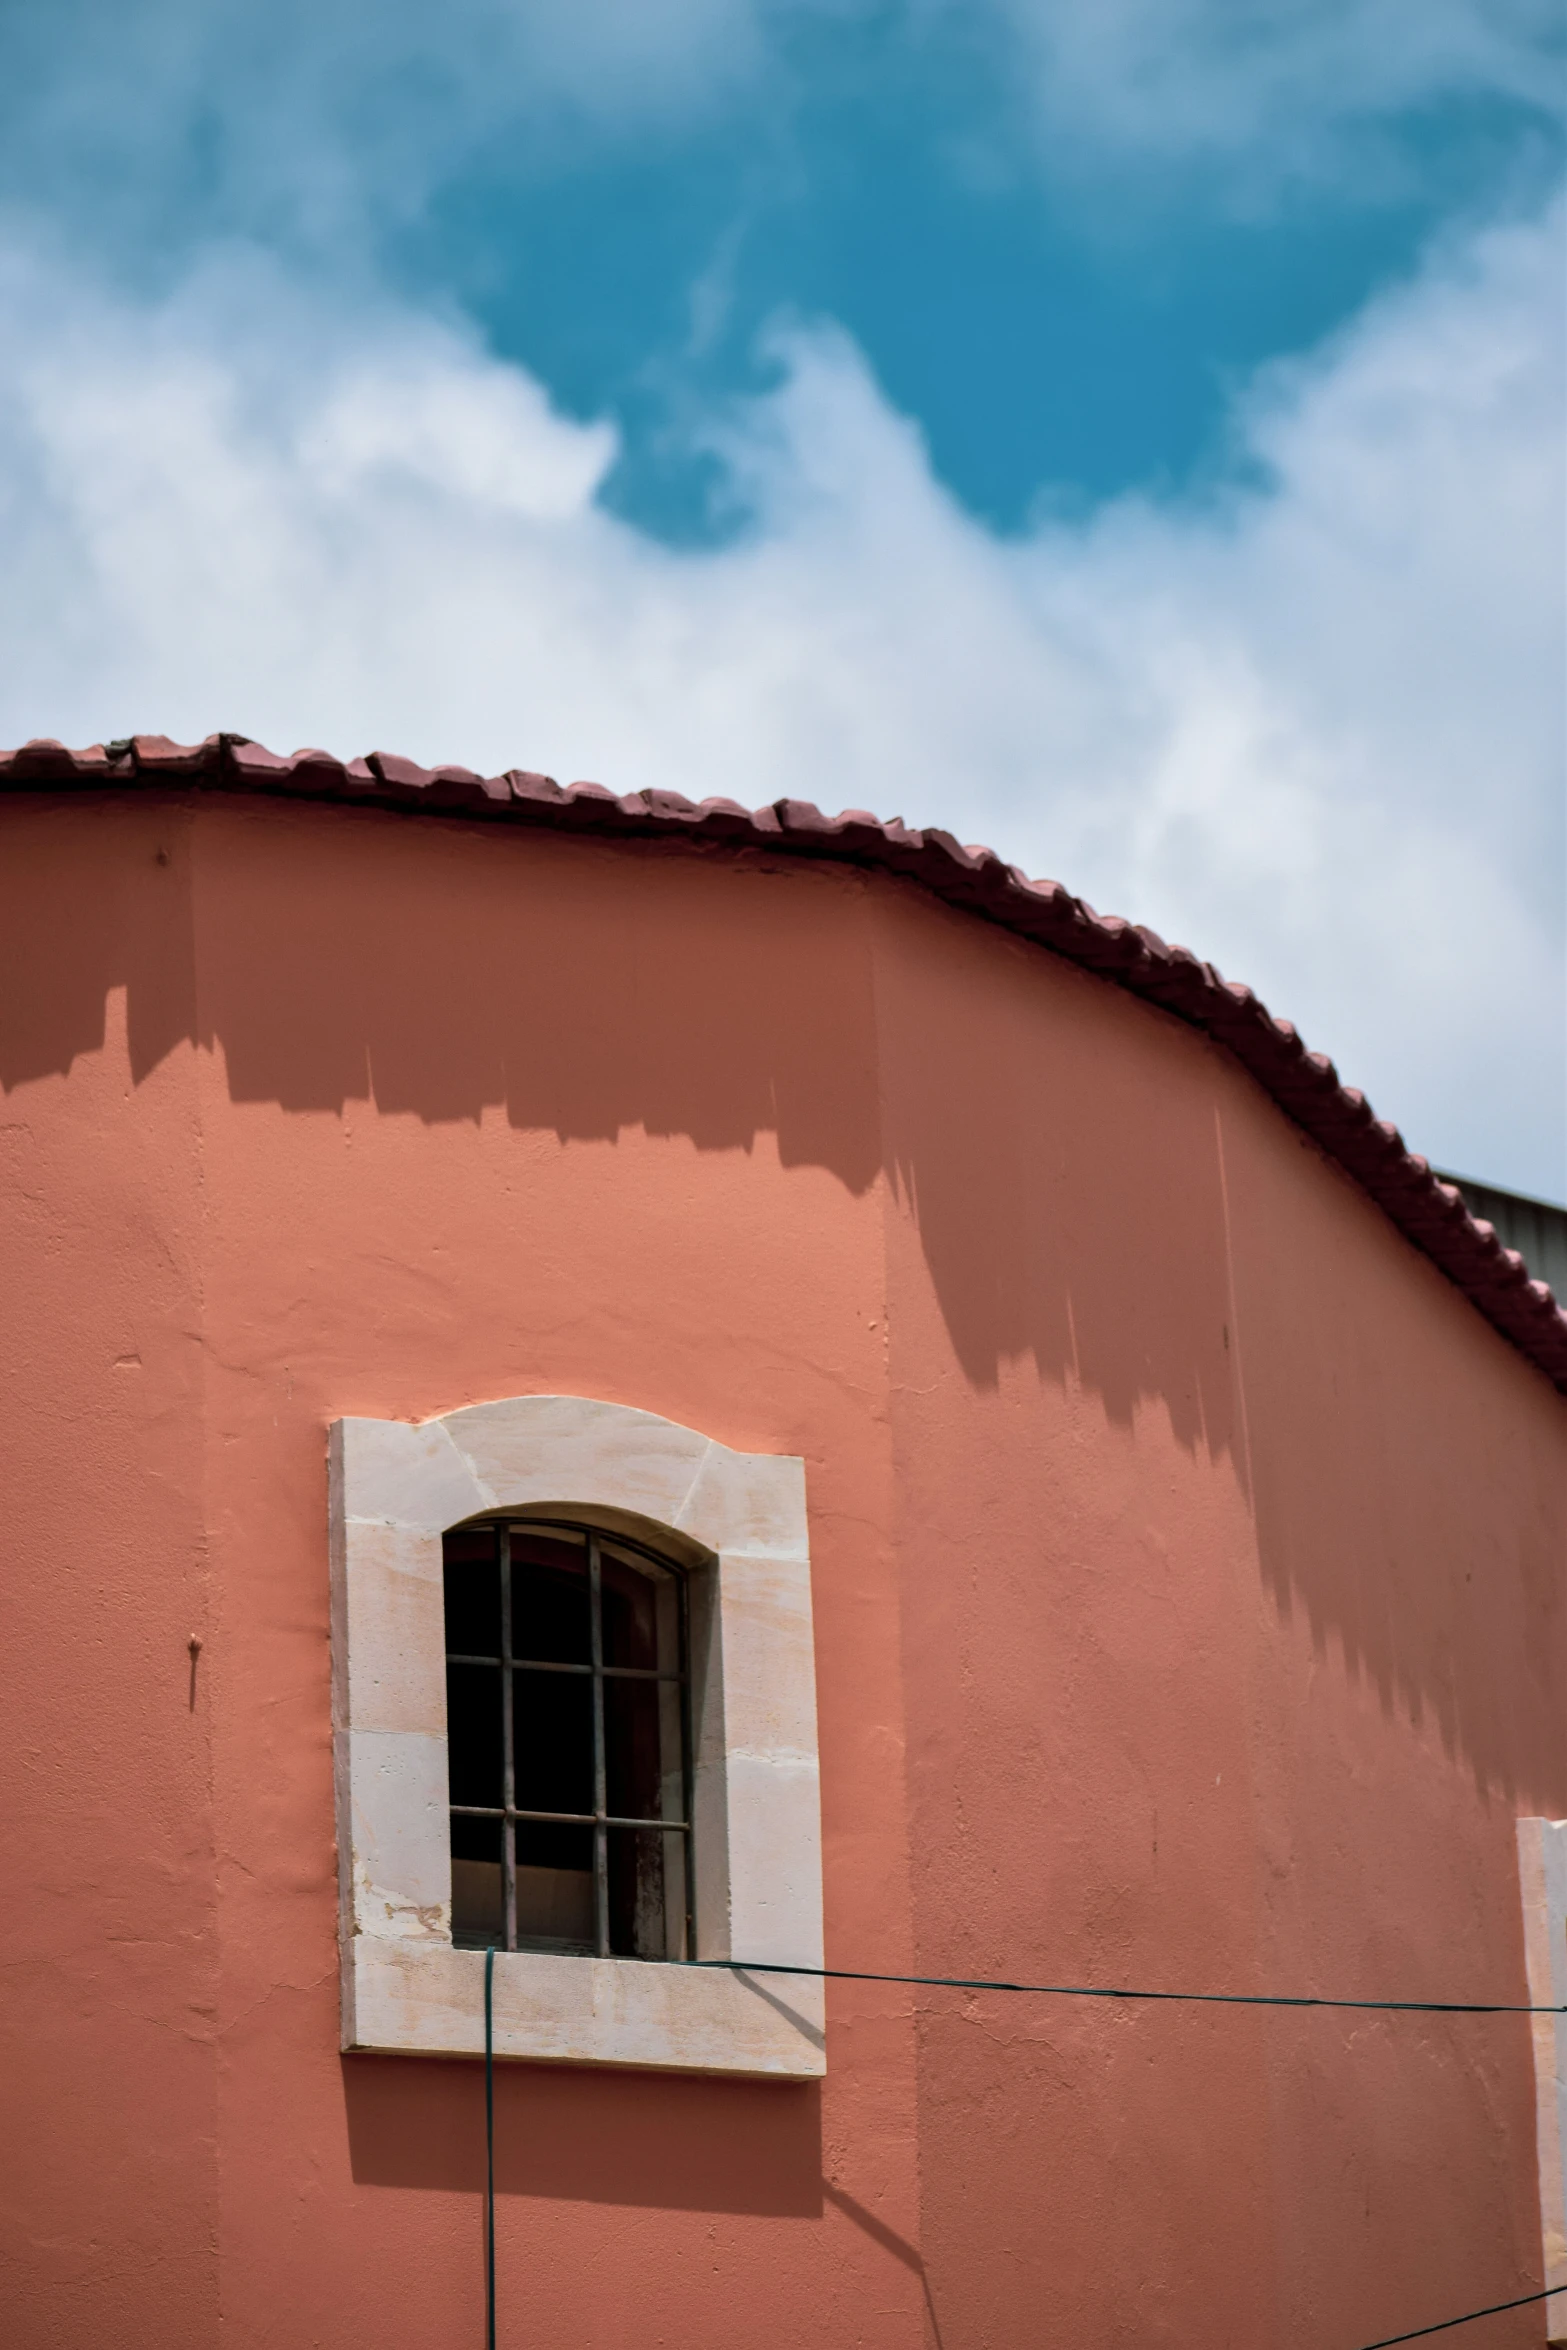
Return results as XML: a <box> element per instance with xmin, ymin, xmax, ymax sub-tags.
<box><xmin>1</xmin><ymin>788</ymin><xmax>1563</xmax><ymax>2350</ymax></box>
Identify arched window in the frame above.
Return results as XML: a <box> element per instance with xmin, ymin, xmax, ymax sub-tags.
<box><xmin>329</xmin><ymin>1394</ymin><xmax>824</xmax><ymax>2076</ymax></box>
<box><xmin>443</xmin><ymin>1519</ymin><xmax>691</xmax><ymax>1961</ymax></box>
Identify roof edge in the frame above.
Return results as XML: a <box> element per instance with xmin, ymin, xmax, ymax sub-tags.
<box><xmin>6</xmin><ymin>729</ymin><xmax>1564</xmax><ymax>1395</ymax></box>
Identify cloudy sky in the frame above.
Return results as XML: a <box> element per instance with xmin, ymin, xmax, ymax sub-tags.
<box><xmin>1</xmin><ymin>2</ymin><xmax>1562</xmax><ymax>1197</ymax></box>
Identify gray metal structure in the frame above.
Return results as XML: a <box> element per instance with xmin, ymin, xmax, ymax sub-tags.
<box><xmin>1436</xmin><ymin>1173</ymin><xmax>1567</xmax><ymax>1302</ymax></box>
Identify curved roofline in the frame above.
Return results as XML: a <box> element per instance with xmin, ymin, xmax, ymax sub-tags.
<box><xmin>5</xmin><ymin>728</ymin><xmax>1564</xmax><ymax>1395</ymax></box>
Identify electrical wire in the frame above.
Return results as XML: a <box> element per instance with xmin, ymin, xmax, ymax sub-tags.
<box><xmin>475</xmin><ymin>1953</ymin><xmax>1560</xmax><ymax>2343</ymax></box>
<box><xmin>690</xmin><ymin>1956</ymin><xmax>1565</xmax><ymax>2016</ymax></box>
<box><xmin>696</xmin><ymin>1961</ymin><xmax>1562</xmax><ymax>2341</ymax></box>
<box><xmin>484</xmin><ymin>1945</ymin><xmax>496</xmax><ymax>2350</ymax></box>
<box><xmin>1352</xmin><ymin>2282</ymin><xmax>1557</xmax><ymax>2346</ymax></box>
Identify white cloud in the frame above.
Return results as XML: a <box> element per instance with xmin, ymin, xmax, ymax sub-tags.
<box><xmin>968</xmin><ymin>0</ymin><xmax>1562</xmax><ymax>187</ymax></box>
<box><xmin>0</xmin><ymin>0</ymin><xmax>782</xmax><ymax>257</ymax></box>
<box><xmin>2</xmin><ymin>0</ymin><xmax>1557</xmax><ymax>253</ymax></box>
<box><xmin>0</xmin><ymin>196</ymin><xmax>1560</xmax><ymax>1196</ymax></box>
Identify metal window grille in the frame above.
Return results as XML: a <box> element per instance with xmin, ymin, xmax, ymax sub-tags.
<box><xmin>443</xmin><ymin>1518</ymin><xmax>694</xmax><ymax>1961</ymax></box>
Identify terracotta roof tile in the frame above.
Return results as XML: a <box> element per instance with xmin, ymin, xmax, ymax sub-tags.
<box><xmin>3</xmin><ymin>729</ymin><xmax>1563</xmax><ymax>1392</ymax></box>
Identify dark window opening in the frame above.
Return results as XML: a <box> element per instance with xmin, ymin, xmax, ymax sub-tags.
<box><xmin>443</xmin><ymin>1519</ymin><xmax>693</xmax><ymax>1960</ymax></box>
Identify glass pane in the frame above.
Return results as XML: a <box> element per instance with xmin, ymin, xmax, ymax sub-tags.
<box><xmin>600</xmin><ymin>1548</ymin><xmax>662</xmax><ymax>1671</ymax></box>
<box><xmin>443</xmin><ymin>1528</ymin><xmax>500</xmax><ymax>1657</ymax></box>
<box><xmin>608</xmin><ymin>1825</ymin><xmax>672</xmax><ymax>1960</ymax></box>
<box><xmin>515</xmin><ymin>1856</ymin><xmax>595</xmax><ymax>1951</ymax></box>
<box><xmin>446</xmin><ymin>1662</ymin><xmax>503</xmax><ymax>1812</ymax></box>
<box><xmin>513</xmin><ymin>1666</ymin><xmax>594</xmax><ymax>1819</ymax></box>
<box><xmin>511</xmin><ymin>1528</ymin><xmax>590</xmax><ymax>1664</ymax></box>
<box><xmin>604</xmin><ymin>1675</ymin><xmax>665</xmax><ymax>1823</ymax></box>
<box><xmin>450</xmin><ymin>1815</ymin><xmax>502</xmax><ymax>1949</ymax></box>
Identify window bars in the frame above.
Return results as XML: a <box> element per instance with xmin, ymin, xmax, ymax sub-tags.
<box><xmin>443</xmin><ymin>1518</ymin><xmax>694</xmax><ymax>1962</ymax></box>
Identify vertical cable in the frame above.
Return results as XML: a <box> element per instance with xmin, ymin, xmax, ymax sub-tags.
<box><xmin>588</xmin><ymin>1535</ymin><xmax>609</xmax><ymax>1957</ymax></box>
<box><xmin>498</xmin><ymin>1525</ymin><xmax>517</xmax><ymax>1953</ymax></box>
<box><xmin>484</xmin><ymin>1944</ymin><xmax>496</xmax><ymax>2350</ymax></box>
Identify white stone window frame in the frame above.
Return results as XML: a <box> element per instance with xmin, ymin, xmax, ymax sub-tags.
<box><xmin>330</xmin><ymin>1396</ymin><xmax>824</xmax><ymax>2080</ymax></box>
<box><xmin>1518</xmin><ymin>1819</ymin><xmax>1567</xmax><ymax>2342</ymax></box>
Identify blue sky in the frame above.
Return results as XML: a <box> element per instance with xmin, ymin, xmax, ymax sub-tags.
<box><xmin>423</xmin><ymin>20</ymin><xmax>1558</xmax><ymax>538</ymax></box>
<box><xmin>0</xmin><ymin>1</ymin><xmax>1562</xmax><ymax>1197</ymax></box>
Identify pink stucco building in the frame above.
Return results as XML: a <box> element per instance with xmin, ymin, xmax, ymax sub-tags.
<box><xmin>2</xmin><ymin>732</ymin><xmax>1566</xmax><ymax>2348</ymax></box>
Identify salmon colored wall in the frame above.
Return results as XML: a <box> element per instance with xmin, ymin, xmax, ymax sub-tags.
<box><xmin>1</xmin><ymin>790</ymin><xmax>1563</xmax><ymax>2348</ymax></box>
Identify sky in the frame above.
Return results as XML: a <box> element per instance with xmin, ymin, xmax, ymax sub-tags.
<box><xmin>0</xmin><ymin>2</ymin><xmax>1562</xmax><ymax>1198</ymax></box>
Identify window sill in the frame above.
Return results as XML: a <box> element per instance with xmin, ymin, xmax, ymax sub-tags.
<box><xmin>343</xmin><ymin>1936</ymin><xmax>826</xmax><ymax>2079</ymax></box>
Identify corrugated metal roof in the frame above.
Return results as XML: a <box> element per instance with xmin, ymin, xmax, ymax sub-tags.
<box><xmin>4</xmin><ymin>728</ymin><xmax>1564</xmax><ymax>1396</ymax></box>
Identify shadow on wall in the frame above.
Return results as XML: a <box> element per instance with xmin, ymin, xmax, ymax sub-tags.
<box><xmin>0</xmin><ymin>791</ymin><xmax>1235</xmax><ymax>1440</ymax></box>
<box><xmin>1</xmin><ymin>791</ymin><xmax>1560</xmax><ymax>1811</ymax></box>
<box><xmin>868</xmin><ymin>891</ymin><xmax>1243</xmax><ymax>1467</ymax></box>
<box><xmin>822</xmin><ymin>2180</ymin><xmax>949</xmax><ymax>2348</ymax></box>
<box><xmin>870</xmin><ymin>893</ymin><xmax>1565</xmax><ymax>1815</ymax></box>
<box><xmin>0</xmin><ymin>791</ymin><xmax>882</xmax><ymax>1168</ymax></box>
<box><xmin>344</xmin><ymin>2062</ymin><xmax>950</xmax><ymax>2335</ymax></box>
<box><xmin>343</xmin><ymin>2057</ymin><xmax>822</xmax><ymax>2216</ymax></box>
